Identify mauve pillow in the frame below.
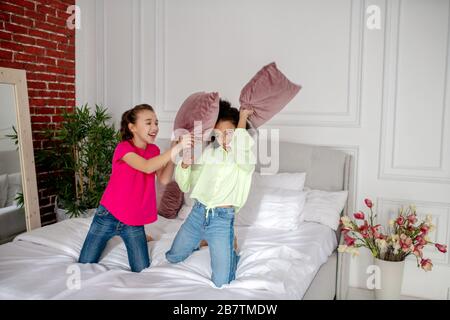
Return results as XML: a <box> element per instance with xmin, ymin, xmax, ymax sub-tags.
<box><xmin>158</xmin><ymin>181</ymin><xmax>184</xmax><ymax>219</ymax></box>
<box><xmin>239</xmin><ymin>62</ymin><xmax>301</xmax><ymax>128</ymax></box>
<box><xmin>155</xmin><ymin>180</ymin><xmax>166</xmax><ymax>208</ymax></box>
<box><xmin>173</xmin><ymin>91</ymin><xmax>220</xmax><ymax>139</ymax></box>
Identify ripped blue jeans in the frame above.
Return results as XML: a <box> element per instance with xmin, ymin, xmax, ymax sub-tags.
<box><xmin>165</xmin><ymin>200</ymin><xmax>240</xmax><ymax>287</ymax></box>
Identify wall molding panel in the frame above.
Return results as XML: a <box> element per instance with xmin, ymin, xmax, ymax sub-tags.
<box><xmin>379</xmin><ymin>0</ymin><xmax>450</xmax><ymax>184</ymax></box>
<box><xmin>151</xmin><ymin>0</ymin><xmax>364</xmax><ymax>127</ymax></box>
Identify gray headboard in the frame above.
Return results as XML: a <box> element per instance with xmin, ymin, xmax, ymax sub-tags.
<box><xmin>155</xmin><ymin>138</ymin><xmax>354</xmax><ymax>217</ymax></box>
<box><xmin>261</xmin><ymin>140</ymin><xmax>353</xmax><ymax>217</ymax></box>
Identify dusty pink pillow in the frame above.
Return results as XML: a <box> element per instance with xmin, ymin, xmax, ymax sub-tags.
<box><xmin>155</xmin><ymin>180</ymin><xmax>166</xmax><ymax>208</ymax></box>
<box><xmin>173</xmin><ymin>92</ymin><xmax>220</xmax><ymax>139</ymax></box>
<box><xmin>240</xmin><ymin>62</ymin><xmax>301</xmax><ymax>128</ymax></box>
<box><xmin>157</xmin><ymin>181</ymin><xmax>184</xmax><ymax>219</ymax></box>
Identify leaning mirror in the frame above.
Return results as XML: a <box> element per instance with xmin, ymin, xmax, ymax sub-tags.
<box><xmin>0</xmin><ymin>67</ymin><xmax>41</xmax><ymax>244</ymax></box>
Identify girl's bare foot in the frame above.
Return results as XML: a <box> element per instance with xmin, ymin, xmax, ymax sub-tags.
<box><xmin>146</xmin><ymin>234</ymin><xmax>154</xmax><ymax>242</ymax></box>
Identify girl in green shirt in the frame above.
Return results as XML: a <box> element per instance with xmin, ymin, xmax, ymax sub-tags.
<box><xmin>165</xmin><ymin>100</ymin><xmax>255</xmax><ymax>287</ymax></box>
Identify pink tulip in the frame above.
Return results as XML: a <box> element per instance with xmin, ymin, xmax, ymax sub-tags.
<box><xmin>364</xmin><ymin>198</ymin><xmax>373</xmax><ymax>208</ymax></box>
<box><xmin>413</xmin><ymin>247</ymin><xmax>423</xmax><ymax>258</ymax></box>
<box><xmin>420</xmin><ymin>225</ymin><xmax>429</xmax><ymax>235</ymax></box>
<box><xmin>359</xmin><ymin>221</ymin><xmax>369</xmax><ymax>231</ymax></box>
<box><xmin>354</xmin><ymin>211</ymin><xmax>365</xmax><ymax>220</ymax></box>
<box><xmin>359</xmin><ymin>221</ymin><xmax>370</xmax><ymax>238</ymax></box>
<box><xmin>344</xmin><ymin>234</ymin><xmax>356</xmax><ymax>246</ymax></box>
<box><xmin>400</xmin><ymin>236</ymin><xmax>412</xmax><ymax>252</ymax></box>
<box><xmin>396</xmin><ymin>216</ymin><xmax>405</xmax><ymax>226</ymax></box>
<box><xmin>407</xmin><ymin>214</ymin><xmax>417</xmax><ymax>224</ymax></box>
<box><xmin>420</xmin><ymin>259</ymin><xmax>433</xmax><ymax>271</ymax></box>
<box><xmin>435</xmin><ymin>243</ymin><xmax>447</xmax><ymax>253</ymax></box>
<box><xmin>415</xmin><ymin>236</ymin><xmax>426</xmax><ymax>246</ymax></box>
<box><xmin>371</xmin><ymin>225</ymin><xmax>381</xmax><ymax>239</ymax></box>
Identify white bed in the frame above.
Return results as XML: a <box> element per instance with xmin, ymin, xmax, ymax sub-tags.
<box><xmin>0</xmin><ymin>139</ymin><xmax>353</xmax><ymax>300</ymax></box>
<box><xmin>0</xmin><ymin>216</ymin><xmax>336</xmax><ymax>300</ymax></box>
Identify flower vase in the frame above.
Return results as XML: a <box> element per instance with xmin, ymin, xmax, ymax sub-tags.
<box><xmin>374</xmin><ymin>257</ymin><xmax>405</xmax><ymax>300</ymax></box>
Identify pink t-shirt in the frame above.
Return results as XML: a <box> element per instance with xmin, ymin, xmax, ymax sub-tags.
<box><xmin>100</xmin><ymin>140</ymin><xmax>160</xmax><ymax>226</ymax></box>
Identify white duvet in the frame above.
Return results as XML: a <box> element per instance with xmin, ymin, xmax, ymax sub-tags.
<box><xmin>0</xmin><ymin>216</ymin><xmax>336</xmax><ymax>300</ymax></box>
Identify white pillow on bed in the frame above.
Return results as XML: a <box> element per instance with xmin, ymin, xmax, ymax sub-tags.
<box><xmin>252</xmin><ymin>171</ymin><xmax>306</xmax><ymax>191</ymax></box>
<box><xmin>301</xmin><ymin>190</ymin><xmax>348</xmax><ymax>230</ymax></box>
<box><xmin>236</xmin><ymin>185</ymin><xmax>306</xmax><ymax>230</ymax></box>
<box><xmin>176</xmin><ymin>171</ymin><xmax>307</xmax><ymax>220</ymax></box>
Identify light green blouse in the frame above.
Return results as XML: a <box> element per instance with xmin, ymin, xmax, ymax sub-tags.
<box><xmin>174</xmin><ymin>128</ymin><xmax>256</xmax><ymax>216</ymax></box>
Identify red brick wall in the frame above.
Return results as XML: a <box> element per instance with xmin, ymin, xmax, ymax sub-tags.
<box><xmin>0</xmin><ymin>0</ymin><xmax>76</xmax><ymax>225</ymax></box>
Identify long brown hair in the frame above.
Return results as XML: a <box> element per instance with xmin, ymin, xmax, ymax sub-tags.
<box><xmin>120</xmin><ymin>104</ymin><xmax>155</xmax><ymax>141</ymax></box>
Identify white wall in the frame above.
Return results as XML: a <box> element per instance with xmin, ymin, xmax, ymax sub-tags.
<box><xmin>76</xmin><ymin>0</ymin><xmax>450</xmax><ymax>299</ymax></box>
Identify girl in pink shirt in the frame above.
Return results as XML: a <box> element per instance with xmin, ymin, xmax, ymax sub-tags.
<box><xmin>79</xmin><ymin>104</ymin><xmax>191</xmax><ymax>272</ymax></box>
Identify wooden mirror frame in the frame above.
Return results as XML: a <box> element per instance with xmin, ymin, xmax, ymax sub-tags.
<box><xmin>0</xmin><ymin>67</ymin><xmax>41</xmax><ymax>230</ymax></box>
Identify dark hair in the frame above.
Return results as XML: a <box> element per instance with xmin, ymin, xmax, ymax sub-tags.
<box><xmin>216</xmin><ymin>99</ymin><xmax>250</xmax><ymax>130</ymax></box>
<box><xmin>120</xmin><ymin>104</ymin><xmax>155</xmax><ymax>141</ymax></box>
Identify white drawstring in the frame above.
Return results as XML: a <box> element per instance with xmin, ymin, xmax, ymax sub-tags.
<box><xmin>205</xmin><ymin>206</ymin><xmax>216</xmax><ymax>219</ymax></box>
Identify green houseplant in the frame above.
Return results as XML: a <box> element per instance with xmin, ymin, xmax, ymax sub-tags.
<box><xmin>36</xmin><ymin>104</ymin><xmax>120</xmax><ymax>219</ymax></box>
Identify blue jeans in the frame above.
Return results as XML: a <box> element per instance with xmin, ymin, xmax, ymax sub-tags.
<box><xmin>166</xmin><ymin>200</ymin><xmax>240</xmax><ymax>287</ymax></box>
<box><xmin>78</xmin><ymin>204</ymin><xmax>150</xmax><ymax>272</ymax></box>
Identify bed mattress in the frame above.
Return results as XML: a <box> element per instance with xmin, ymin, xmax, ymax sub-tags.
<box><xmin>0</xmin><ymin>216</ymin><xmax>336</xmax><ymax>300</ymax></box>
